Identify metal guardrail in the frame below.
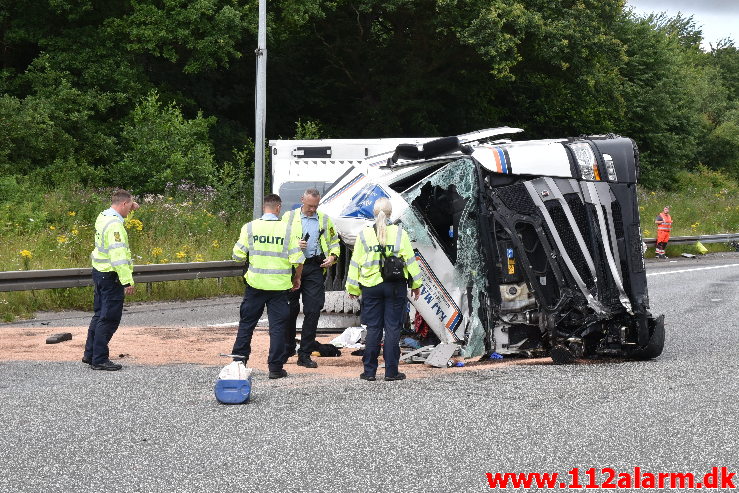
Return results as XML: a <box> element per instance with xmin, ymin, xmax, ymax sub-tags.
<box><xmin>642</xmin><ymin>233</ymin><xmax>739</xmax><ymax>247</ymax></box>
<box><xmin>0</xmin><ymin>261</ymin><xmax>243</xmax><ymax>292</ymax></box>
<box><xmin>1</xmin><ymin>234</ymin><xmax>737</xmax><ymax>292</ymax></box>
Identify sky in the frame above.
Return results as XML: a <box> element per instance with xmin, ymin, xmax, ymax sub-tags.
<box><xmin>626</xmin><ymin>0</ymin><xmax>739</xmax><ymax>49</ymax></box>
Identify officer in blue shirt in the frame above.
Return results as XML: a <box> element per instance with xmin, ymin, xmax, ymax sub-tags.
<box><xmin>282</xmin><ymin>188</ymin><xmax>341</xmax><ymax>368</ymax></box>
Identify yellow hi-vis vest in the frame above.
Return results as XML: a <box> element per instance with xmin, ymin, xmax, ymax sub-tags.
<box><xmin>90</xmin><ymin>210</ymin><xmax>134</xmax><ymax>285</ymax></box>
<box><xmin>232</xmin><ymin>218</ymin><xmax>305</xmax><ymax>290</ymax></box>
<box><xmin>283</xmin><ymin>209</ymin><xmax>341</xmax><ymax>260</ymax></box>
<box><xmin>345</xmin><ymin>224</ymin><xmax>423</xmax><ymax>296</ymax></box>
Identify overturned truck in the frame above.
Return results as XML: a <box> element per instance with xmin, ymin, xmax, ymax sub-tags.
<box><xmin>271</xmin><ymin>128</ymin><xmax>665</xmax><ymax>363</ymax></box>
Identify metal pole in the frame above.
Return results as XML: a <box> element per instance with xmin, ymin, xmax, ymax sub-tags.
<box><xmin>253</xmin><ymin>0</ymin><xmax>267</xmax><ymax>219</ymax></box>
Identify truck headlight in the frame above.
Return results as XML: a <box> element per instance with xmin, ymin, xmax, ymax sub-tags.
<box><xmin>603</xmin><ymin>153</ymin><xmax>617</xmax><ymax>181</ymax></box>
<box><xmin>569</xmin><ymin>142</ymin><xmax>600</xmax><ymax>181</ymax></box>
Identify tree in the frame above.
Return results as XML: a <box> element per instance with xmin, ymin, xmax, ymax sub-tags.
<box><xmin>113</xmin><ymin>91</ymin><xmax>217</xmax><ymax>194</ymax></box>
<box><xmin>612</xmin><ymin>13</ymin><xmax>716</xmax><ymax>187</ymax></box>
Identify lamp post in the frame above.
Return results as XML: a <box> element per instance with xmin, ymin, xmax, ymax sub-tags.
<box><xmin>253</xmin><ymin>0</ymin><xmax>267</xmax><ymax>219</ymax></box>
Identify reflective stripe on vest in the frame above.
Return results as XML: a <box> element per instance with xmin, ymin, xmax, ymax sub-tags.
<box><xmin>657</xmin><ymin>213</ymin><xmax>672</xmax><ymax>231</ymax></box>
<box><xmin>249</xmin><ymin>267</ymin><xmax>292</xmax><ymax>275</ymax></box>
<box><xmin>91</xmin><ymin>253</ymin><xmax>131</xmax><ymax>267</ymax></box>
<box><xmin>94</xmin><ymin>217</ymin><xmax>123</xmax><ymax>254</ymax></box>
<box><xmin>358</xmin><ymin>229</ymin><xmax>370</xmax><ymax>253</ymax></box>
<box><xmin>320</xmin><ymin>213</ymin><xmax>331</xmax><ymax>254</ymax></box>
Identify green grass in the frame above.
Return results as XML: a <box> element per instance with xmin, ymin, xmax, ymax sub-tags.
<box><xmin>1</xmin><ymin>168</ymin><xmax>738</xmax><ymax>322</ymax></box>
<box><xmin>636</xmin><ymin>167</ymin><xmax>739</xmax><ymax>257</ymax></box>
<box><xmin>1</xmin><ymin>185</ymin><xmax>250</xmax><ymax>321</ymax></box>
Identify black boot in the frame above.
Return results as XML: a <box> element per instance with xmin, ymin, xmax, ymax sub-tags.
<box><xmin>297</xmin><ymin>354</ymin><xmax>318</xmax><ymax>368</ymax></box>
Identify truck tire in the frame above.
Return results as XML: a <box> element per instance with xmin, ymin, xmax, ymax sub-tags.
<box><xmin>630</xmin><ymin>315</ymin><xmax>665</xmax><ymax>360</ymax></box>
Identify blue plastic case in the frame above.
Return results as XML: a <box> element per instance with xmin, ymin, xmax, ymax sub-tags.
<box><xmin>214</xmin><ymin>378</ymin><xmax>252</xmax><ymax>404</ymax></box>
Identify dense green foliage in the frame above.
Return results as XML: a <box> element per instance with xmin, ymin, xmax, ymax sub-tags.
<box><xmin>1</xmin><ymin>0</ymin><xmax>738</xmax><ymax>194</ymax></box>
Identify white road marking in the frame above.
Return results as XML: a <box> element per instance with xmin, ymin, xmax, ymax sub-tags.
<box><xmin>647</xmin><ymin>263</ymin><xmax>739</xmax><ymax>276</ymax></box>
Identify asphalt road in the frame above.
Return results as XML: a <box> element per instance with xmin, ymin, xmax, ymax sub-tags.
<box><xmin>1</xmin><ymin>253</ymin><xmax>738</xmax><ymax>492</ymax></box>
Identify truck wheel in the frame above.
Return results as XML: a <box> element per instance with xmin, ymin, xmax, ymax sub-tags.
<box><xmin>630</xmin><ymin>315</ymin><xmax>665</xmax><ymax>360</ymax></box>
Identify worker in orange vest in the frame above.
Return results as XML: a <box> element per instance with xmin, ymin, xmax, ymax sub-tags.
<box><xmin>655</xmin><ymin>206</ymin><xmax>672</xmax><ymax>259</ymax></box>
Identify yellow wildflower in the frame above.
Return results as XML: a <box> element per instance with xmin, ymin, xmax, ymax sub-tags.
<box><xmin>49</xmin><ymin>225</ymin><xmax>56</xmax><ymax>230</ymax></box>
<box><xmin>211</xmin><ymin>240</ymin><xmax>220</xmax><ymax>248</ymax></box>
<box><xmin>20</xmin><ymin>250</ymin><xmax>32</xmax><ymax>259</ymax></box>
<box><xmin>68</xmin><ymin>211</ymin><xmax>76</xmax><ymax>216</ymax></box>
<box><xmin>195</xmin><ymin>254</ymin><xmax>204</xmax><ymax>262</ymax></box>
<box><xmin>56</xmin><ymin>235</ymin><xmax>68</xmax><ymax>244</ymax></box>
<box><xmin>643</xmin><ymin>229</ymin><xmax>650</xmax><ymax>236</ymax></box>
<box><xmin>151</xmin><ymin>247</ymin><xmax>163</xmax><ymax>257</ymax></box>
<box><xmin>161</xmin><ymin>258</ymin><xmax>169</xmax><ymax>263</ymax></box>
<box><xmin>71</xmin><ymin>229</ymin><xmax>79</xmax><ymax>235</ymax></box>
<box><xmin>176</xmin><ymin>251</ymin><xmax>187</xmax><ymax>259</ymax></box>
<box><xmin>124</xmin><ymin>218</ymin><xmax>143</xmax><ymax>231</ymax></box>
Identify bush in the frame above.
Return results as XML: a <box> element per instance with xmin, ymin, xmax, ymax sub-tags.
<box><xmin>703</xmin><ymin>113</ymin><xmax>739</xmax><ymax>179</ymax></box>
<box><xmin>112</xmin><ymin>90</ymin><xmax>217</xmax><ymax>194</ymax></box>
<box><xmin>671</xmin><ymin>165</ymin><xmax>737</xmax><ymax>193</ymax></box>
<box><xmin>212</xmin><ymin>144</ymin><xmax>254</xmax><ymax>220</ymax></box>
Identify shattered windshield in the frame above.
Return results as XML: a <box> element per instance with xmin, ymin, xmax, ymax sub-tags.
<box><xmin>400</xmin><ymin>158</ymin><xmax>488</xmax><ymax>356</ymax></box>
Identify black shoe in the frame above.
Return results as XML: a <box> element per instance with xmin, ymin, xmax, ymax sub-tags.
<box><xmin>384</xmin><ymin>372</ymin><xmax>406</xmax><ymax>381</ymax></box>
<box><xmin>82</xmin><ymin>356</ymin><xmax>91</xmax><ymax>365</ymax></box>
<box><xmin>268</xmin><ymin>369</ymin><xmax>288</xmax><ymax>379</ymax></box>
<box><xmin>297</xmin><ymin>355</ymin><xmax>318</xmax><ymax>368</ymax></box>
<box><xmin>91</xmin><ymin>360</ymin><xmax>122</xmax><ymax>371</ymax></box>
<box><xmin>359</xmin><ymin>373</ymin><xmax>376</xmax><ymax>381</ymax></box>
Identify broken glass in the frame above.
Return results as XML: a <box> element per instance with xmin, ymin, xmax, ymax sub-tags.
<box><xmin>401</xmin><ymin>158</ymin><xmax>489</xmax><ymax>357</ymax></box>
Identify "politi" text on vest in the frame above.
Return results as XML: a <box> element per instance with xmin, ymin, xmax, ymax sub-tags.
<box><xmin>254</xmin><ymin>235</ymin><xmax>284</xmax><ymax>245</ymax></box>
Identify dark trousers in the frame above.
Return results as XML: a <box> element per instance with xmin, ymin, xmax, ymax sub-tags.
<box><xmin>360</xmin><ymin>281</ymin><xmax>407</xmax><ymax>377</ymax></box>
<box><xmin>232</xmin><ymin>285</ymin><xmax>289</xmax><ymax>372</ymax></box>
<box><xmin>84</xmin><ymin>269</ymin><xmax>124</xmax><ymax>365</ymax></box>
<box><xmin>286</xmin><ymin>261</ymin><xmax>325</xmax><ymax>358</ymax></box>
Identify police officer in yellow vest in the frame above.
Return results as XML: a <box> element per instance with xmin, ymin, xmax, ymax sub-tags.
<box><xmin>84</xmin><ymin>189</ymin><xmax>139</xmax><ymax>371</ymax></box>
<box><xmin>282</xmin><ymin>188</ymin><xmax>341</xmax><ymax>368</ymax></box>
<box><xmin>346</xmin><ymin>197</ymin><xmax>422</xmax><ymax>381</ymax></box>
<box><xmin>231</xmin><ymin>194</ymin><xmax>305</xmax><ymax>379</ymax></box>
